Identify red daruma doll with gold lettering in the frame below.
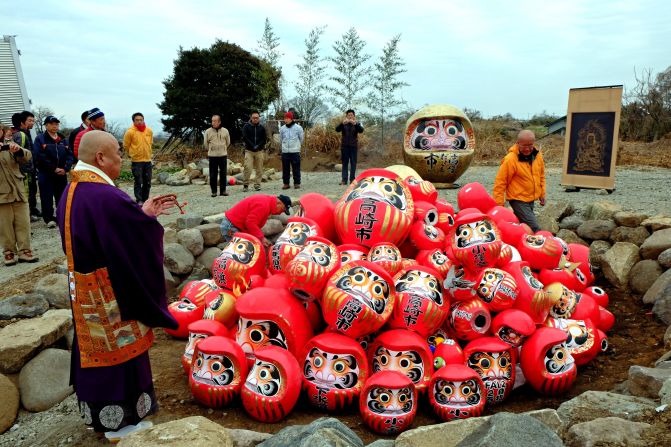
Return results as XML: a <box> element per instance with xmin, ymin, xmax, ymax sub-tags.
<box><xmin>212</xmin><ymin>232</ymin><xmax>266</xmax><ymax>294</ymax></box>
<box><xmin>302</xmin><ymin>333</ymin><xmax>369</xmax><ymax>411</ymax></box>
<box><xmin>360</xmin><ymin>370</ymin><xmax>417</xmax><ymax>435</ymax></box>
<box><xmin>190</xmin><ymin>336</ymin><xmax>247</xmax><ymax>408</ymax></box>
<box><xmin>463</xmin><ymin>337</ymin><xmax>517</xmax><ymax>405</ymax></box>
<box><xmin>429</xmin><ymin>364</ymin><xmax>486</xmax><ymax>421</ymax></box>
<box><xmin>267</xmin><ymin>216</ymin><xmax>322</xmax><ymax>274</ymax></box>
<box><xmin>286</xmin><ymin>235</ymin><xmax>340</xmax><ymax>302</ymax></box>
<box><xmin>241</xmin><ymin>346</ymin><xmax>302</xmax><ymax>423</ymax></box>
<box><xmin>447</xmin><ymin>212</ymin><xmax>502</xmax><ymax>272</ymax></box>
<box><xmin>322</xmin><ymin>260</ymin><xmax>396</xmax><ymax>338</ymax></box>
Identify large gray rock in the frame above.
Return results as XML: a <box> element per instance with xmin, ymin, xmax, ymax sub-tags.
<box><xmin>457</xmin><ymin>412</ymin><xmax>563</xmax><ymax>447</ymax></box>
<box><xmin>523</xmin><ymin>408</ymin><xmax>563</xmax><ymax>437</ymax></box>
<box><xmin>556</xmin><ymin>229</ymin><xmax>588</xmax><ymax>246</ymax></box>
<box><xmin>163</xmin><ymin>227</ymin><xmax>178</xmax><ymax>244</ymax></box>
<box><xmin>0</xmin><ymin>309</ymin><xmax>72</xmax><ymax>373</ymax></box>
<box><xmin>610</xmin><ymin>226</ymin><xmax>650</xmax><ymax>246</ymax></box>
<box><xmin>366</xmin><ymin>441</ymin><xmax>395</xmax><ymax>447</ymax></box>
<box><xmin>641</xmin><ymin>215</ymin><xmax>671</xmax><ymax>231</ymax></box>
<box><xmin>394</xmin><ymin>416</ymin><xmax>489</xmax><ymax>447</ymax></box>
<box><xmin>556</xmin><ymin>390</ymin><xmax>656</xmax><ymax>428</ymax></box>
<box><xmin>177</xmin><ymin>228</ymin><xmax>205</xmax><ymax>257</ymax></box>
<box><xmin>259</xmin><ymin>417</ymin><xmax>363</xmax><ymax>447</ymax></box>
<box><xmin>559</xmin><ymin>214</ymin><xmax>586</xmax><ymax>231</ymax></box>
<box><xmin>164</xmin><ymin>243</ymin><xmax>195</xmax><ymax>275</ymax></box>
<box><xmin>643</xmin><ymin>269</ymin><xmax>671</xmax><ymax>305</ymax></box>
<box><xmin>262</xmin><ymin>219</ymin><xmax>285</xmax><ymax>237</ymax></box>
<box><xmin>588</xmin><ymin>201</ymin><xmax>622</xmax><ymax>220</ymax></box>
<box><xmin>0</xmin><ymin>373</ymin><xmax>19</xmax><ymax>434</ymax></box>
<box><xmin>276</xmin><ymin>212</ymin><xmax>290</xmax><ymax>225</ymax></box>
<box><xmin>537</xmin><ymin>214</ymin><xmax>559</xmax><ymax>234</ymax></box>
<box><xmin>658</xmin><ymin>248</ymin><xmax>671</xmax><ymax>268</ymax></box>
<box><xmin>629</xmin><ymin>260</ymin><xmax>663</xmax><ymax>295</ymax></box>
<box><xmin>227</xmin><ymin>428</ymin><xmax>272</xmax><ymax>447</ymax></box>
<box><xmin>176</xmin><ymin>213</ymin><xmax>204</xmax><ymax>230</ymax></box>
<box><xmin>589</xmin><ymin>240</ymin><xmax>611</xmax><ymax>268</ymax></box>
<box><xmin>565</xmin><ymin>417</ymin><xmax>650</xmax><ymax>447</ymax></box>
<box><xmin>657</xmin><ymin>350</ymin><xmax>671</xmax><ymax>366</ymax></box>
<box><xmin>627</xmin><ymin>365</ymin><xmax>671</xmax><ymax>398</ymax></box>
<box><xmin>0</xmin><ymin>294</ymin><xmax>49</xmax><ymax>319</ymax></box>
<box><xmin>165</xmin><ymin>171</ymin><xmax>191</xmax><ymax>186</ymax></box>
<box><xmin>652</xmin><ymin>288</ymin><xmax>671</xmax><ymax>325</ymax></box>
<box><xmin>19</xmin><ymin>348</ymin><xmax>73</xmax><ymax>412</ymax></box>
<box><xmin>539</xmin><ymin>201</ymin><xmax>574</xmax><ymax>222</ymax></box>
<box><xmin>33</xmin><ymin>273</ymin><xmax>69</xmax><ymax>309</ymax></box>
<box><xmin>614</xmin><ymin>211</ymin><xmax>648</xmax><ymax>228</ymax></box>
<box><xmin>640</xmin><ymin>228</ymin><xmax>671</xmax><ymax>260</ymax></box>
<box><xmin>196</xmin><ymin>247</ymin><xmax>222</xmax><ymax>274</ymax></box>
<box><xmin>196</xmin><ymin>223</ymin><xmax>222</xmax><ymax>246</ymax></box>
<box><xmin>601</xmin><ymin>242</ymin><xmax>640</xmax><ymax>289</ymax></box>
<box><xmin>164</xmin><ymin>266</ymin><xmax>178</xmax><ymax>297</ymax></box>
<box><xmin>665</xmin><ymin>325</ymin><xmax>671</xmax><ymax>349</ymax></box>
<box><xmin>576</xmin><ymin>220</ymin><xmax>616</xmax><ymax>241</ymax></box>
<box><xmin>118</xmin><ymin>416</ymin><xmax>233</xmax><ymax>447</ymax></box>
<box><xmin>660</xmin><ymin>378</ymin><xmax>671</xmax><ymax>405</ymax></box>
<box><xmin>157</xmin><ymin>171</ymin><xmax>170</xmax><ymax>184</ymax></box>
<box><xmin>203</xmin><ymin>213</ymin><xmax>226</xmax><ymax>224</ymax></box>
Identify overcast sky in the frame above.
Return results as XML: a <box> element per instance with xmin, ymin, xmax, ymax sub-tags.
<box><xmin>5</xmin><ymin>0</ymin><xmax>670</xmax><ymax>134</ymax></box>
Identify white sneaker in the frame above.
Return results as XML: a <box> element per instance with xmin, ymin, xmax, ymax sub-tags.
<box><xmin>47</xmin><ymin>221</ymin><xmax>57</xmax><ymax>229</ymax></box>
<box><xmin>104</xmin><ymin>421</ymin><xmax>153</xmax><ymax>442</ymax></box>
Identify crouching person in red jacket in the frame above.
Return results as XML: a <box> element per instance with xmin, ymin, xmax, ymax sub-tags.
<box><xmin>220</xmin><ymin>194</ymin><xmax>292</xmax><ymax>248</ymax></box>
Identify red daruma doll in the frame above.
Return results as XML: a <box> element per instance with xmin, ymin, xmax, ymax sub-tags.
<box><xmin>268</xmin><ymin>216</ymin><xmax>322</xmax><ymax>274</ymax></box>
<box><xmin>360</xmin><ymin>371</ymin><xmax>417</xmax><ymax>435</ymax></box>
<box><xmin>286</xmin><ymin>235</ymin><xmax>340</xmax><ymax>302</ymax></box>
<box><xmin>189</xmin><ymin>336</ymin><xmax>247</xmax><ymax>408</ymax></box>
<box><xmin>302</xmin><ymin>333</ymin><xmax>369</xmax><ymax>411</ymax></box>
<box><xmin>463</xmin><ymin>337</ymin><xmax>517</xmax><ymax>405</ymax></box>
<box><xmin>520</xmin><ymin>327</ymin><xmax>577</xmax><ymax>395</ymax></box>
<box><xmin>241</xmin><ymin>346</ymin><xmax>302</xmax><ymax>423</ymax></box>
<box><xmin>369</xmin><ymin>329</ymin><xmax>433</xmax><ymax>393</ymax></box>
<box><xmin>322</xmin><ymin>260</ymin><xmax>396</xmax><ymax>338</ymax></box>
<box><xmin>212</xmin><ymin>232</ymin><xmax>266</xmax><ymax>294</ymax></box>
<box><xmin>429</xmin><ymin>364</ymin><xmax>486</xmax><ymax>421</ymax></box>
<box><xmin>448</xmin><ymin>212</ymin><xmax>502</xmax><ymax>272</ymax></box>
<box><xmin>182</xmin><ymin>319</ymin><xmax>230</xmax><ymax>375</ymax></box>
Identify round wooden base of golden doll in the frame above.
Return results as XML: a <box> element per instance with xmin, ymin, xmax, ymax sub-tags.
<box><xmin>432</xmin><ymin>182</ymin><xmax>461</xmax><ymax>189</ymax></box>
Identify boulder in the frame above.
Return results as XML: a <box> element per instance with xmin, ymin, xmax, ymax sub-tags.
<box><xmin>177</xmin><ymin>228</ymin><xmax>204</xmax><ymax>257</ymax></box>
<box><xmin>652</xmin><ymin>288</ymin><xmax>671</xmax><ymax>325</ymax></box>
<box><xmin>610</xmin><ymin>226</ymin><xmax>650</xmax><ymax>246</ymax></box>
<box><xmin>539</xmin><ymin>201</ymin><xmax>574</xmax><ymax>223</ymax></box>
<box><xmin>576</xmin><ymin>220</ymin><xmax>616</xmax><ymax>241</ymax></box>
<box><xmin>601</xmin><ymin>242</ymin><xmax>640</xmax><ymax>289</ymax></box>
<box><xmin>33</xmin><ymin>273</ymin><xmax>69</xmax><ymax>309</ymax></box>
<box><xmin>334</xmin><ymin>163</ymin><xmax>343</xmax><ymax>172</ymax></box>
<box><xmin>118</xmin><ymin>416</ymin><xmax>233</xmax><ymax>447</ymax></box>
<box><xmin>262</xmin><ymin>219</ymin><xmax>284</xmax><ymax>237</ymax></box>
<box><xmin>627</xmin><ymin>365</ymin><xmax>671</xmax><ymax>398</ymax></box>
<box><xmin>366</xmin><ymin>441</ymin><xmax>395</xmax><ymax>447</ymax></box>
<box><xmin>659</xmin><ymin>248</ymin><xmax>671</xmax><ymax>269</ymax></box>
<box><xmin>0</xmin><ymin>373</ymin><xmax>19</xmax><ymax>434</ymax></box>
<box><xmin>629</xmin><ymin>260</ymin><xmax>663</xmax><ymax>295</ymax></box>
<box><xmin>196</xmin><ymin>223</ymin><xmax>222</xmax><ymax>246</ymax></box>
<box><xmin>197</xmin><ymin>159</ymin><xmax>209</xmax><ymax>170</ymax></box>
<box><xmin>641</xmin><ymin>215</ymin><xmax>671</xmax><ymax>231</ymax></box>
<box><xmin>559</xmin><ymin>214</ymin><xmax>585</xmax><ymax>231</ymax></box>
<box><xmin>0</xmin><ymin>309</ymin><xmax>72</xmax><ymax>373</ymax></box>
<box><xmin>555</xmin><ymin>229</ymin><xmax>588</xmax><ymax>246</ymax></box>
<box><xmin>537</xmin><ymin>214</ymin><xmax>559</xmax><ymax>234</ymax></box>
<box><xmin>163</xmin><ymin>227</ymin><xmax>178</xmax><ymax>244</ymax></box>
<box><xmin>196</xmin><ymin>247</ymin><xmax>222</xmax><ymax>274</ymax></box>
<box><xmin>19</xmin><ymin>348</ymin><xmax>73</xmax><ymax>412</ymax></box>
<box><xmin>643</xmin><ymin>269</ymin><xmax>671</xmax><ymax>305</ymax></box>
<box><xmin>203</xmin><ymin>213</ymin><xmax>226</xmax><ymax>225</ymax></box>
<box><xmin>523</xmin><ymin>408</ymin><xmax>563</xmax><ymax>437</ymax></box>
<box><xmin>588</xmin><ymin>240</ymin><xmax>611</xmax><ymax>269</ymax></box>
<box><xmin>588</xmin><ymin>201</ymin><xmax>622</xmax><ymax>220</ymax></box>
<box><xmin>227</xmin><ymin>428</ymin><xmax>272</xmax><ymax>447</ymax></box>
<box><xmin>259</xmin><ymin>417</ymin><xmax>363</xmax><ymax>447</ymax></box>
<box><xmin>157</xmin><ymin>172</ymin><xmax>170</xmax><ymax>184</ymax></box>
<box><xmin>657</xmin><ymin>350</ymin><xmax>671</xmax><ymax>366</ymax></box>
<box><xmin>639</xmin><ymin>228</ymin><xmax>671</xmax><ymax>260</ymax></box>
<box><xmin>660</xmin><ymin>378</ymin><xmax>671</xmax><ymax>406</ymax></box>
<box><xmin>176</xmin><ymin>213</ymin><xmax>204</xmax><ymax>230</ymax></box>
<box><xmin>614</xmin><ymin>211</ymin><xmax>649</xmax><ymax>228</ymax></box>
<box><xmin>457</xmin><ymin>412</ymin><xmax>563</xmax><ymax>447</ymax></box>
<box><xmin>665</xmin><ymin>325</ymin><xmax>671</xmax><ymax>349</ymax></box>
<box><xmin>565</xmin><ymin>417</ymin><xmax>650</xmax><ymax>447</ymax></box>
<box><xmin>165</xmin><ymin>172</ymin><xmax>191</xmax><ymax>186</ymax></box>
<box><xmin>556</xmin><ymin>390</ymin><xmax>656</xmax><ymax>428</ymax></box>
<box><xmin>164</xmin><ymin>243</ymin><xmax>195</xmax><ymax>275</ymax></box>
<box><xmin>276</xmin><ymin>212</ymin><xmax>290</xmax><ymax>225</ymax></box>
<box><xmin>178</xmin><ymin>265</ymin><xmax>211</xmax><ymax>290</ymax></box>
<box><xmin>202</xmin><ymin>168</ymin><xmax>209</xmax><ymax>178</ymax></box>
<box><xmin>55</xmin><ymin>260</ymin><xmax>68</xmax><ymax>275</ymax></box>
<box><xmin>0</xmin><ymin>294</ymin><xmax>49</xmax><ymax>319</ymax></box>
<box><xmin>164</xmin><ymin>266</ymin><xmax>178</xmax><ymax>296</ymax></box>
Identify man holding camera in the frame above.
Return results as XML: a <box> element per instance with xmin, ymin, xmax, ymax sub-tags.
<box><xmin>335</xmin><ymin>109</ymin><xmax>364</xmax><ymax>185</ymax></box>
<box><xmin>12</xmin><ymin>111</ymin><xmax>41</xmax><ymax>221</ymax></box>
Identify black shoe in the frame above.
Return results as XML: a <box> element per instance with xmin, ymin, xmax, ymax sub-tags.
<box><xmin>220</xmin><ymin>192</ymin><xmax>229</xmax><ymax>196</ymax></box>
<box><xmin>31</xmin><ymin>209</ymin><xmax>42</xmax><ymax>217</ymax></box>
<box><xmin>211</xmin><ymin>193</ymin><xmax>217</xmax><ymax>198</ymax></box>
<box><xmin>243</xmin><ymin>186</ymin><xmax>249</xmax><ymax>192</ymax></box>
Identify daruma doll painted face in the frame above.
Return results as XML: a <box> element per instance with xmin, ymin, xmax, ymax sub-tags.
<box><xmin>369</xmin><ymin>329</ymin><xmax>433</xmax><ymax>393</ymax></box>
<box><xmin>448</xmin><ymin>212</ymin><xmax>502</xmax><ymax>272</ymax></box>
<box><xmin>520</xmin><ymin>327</ymin><xmax>577</xmax><ymax>395</ymax></box>
<box><xmin>165</xmin><ymin>298</ymin><xmax>204</xmax><ymax>339</ymax></box>
<box><xmin>429</xmin><ymin>364</ymin><xmax>486</xmax><ymax>422</ymax></box>
<box><xmin>240</xmin><ymin>346</ymin><xmax>302</xmax><ymax>423</ymax></box>
<box><xmin>302</xmin><ymin>333</ymin><xmax>369</xmax><ymax>411</ymax></box>
<box><xmin>463</xmin><ymin>337</ymin><xmax>516</xmax><ymax>405</ymax></box>
<box><xmin>189</xmin><ymin>336</ymin><xmax>247</xmax><ymax>408</ymax></box>
<box><xmin>182</xmin><ymin>319</ymin><xmax>230</xmax><ymax>375</ymax></box>
<box><xmin>212</xmin><ymin>232</ymin><xmax>265</xmax><ymax>294</ymax></box>
<box><xmin>360</xmin><ymin>370</ymin><xmax>417</xmax><ymax>435</ymax></box>
<box><xmin>286</xmin><ymin>235</ymin><xmax>340</xmax><ymax>302</ymax></box>
<box><xmin>268</xmin><ymin>216</ymin><xmax>322</xmax><ymax>274</ymax></box>
<box><xmin>368</xmin><ymin>242</ymin><xmax>404</xmax><ymax>276</ymax></box>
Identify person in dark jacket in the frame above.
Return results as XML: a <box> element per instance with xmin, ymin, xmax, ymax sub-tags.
<box><xmin>68</xmin><ymin>110</ymin><xmax>89</xmax><ymax>161</ymax></box>
<box><xmin>12</xmin><ymin>111</ymin><xmax>41</xmax><ymax>220</ymax></box>
<box><xmin>335</xmin><ymin>109</ymin><xmax>364</xmax><ymax>185</ymax></box>
<box><xmin>34</xmin><ymin>116</ymin><xmax>74</xmax><ymax>227</ymax></box>
<box><xmin>241</xmin><ymin>111</ymin><xmax>268</xmax><ymax>192</ymax></box>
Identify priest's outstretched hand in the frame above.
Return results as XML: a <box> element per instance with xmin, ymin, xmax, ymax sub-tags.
<box><xmin>142</xmin><ymin>194</ymin><xmax>187</xmax><ymax>217</ymax></box>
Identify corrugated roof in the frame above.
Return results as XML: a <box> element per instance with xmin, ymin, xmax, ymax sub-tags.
<box><xmin>0</xmin><ymin>36</ymin><xmax>30</xmax><ymax>126</ymax></box>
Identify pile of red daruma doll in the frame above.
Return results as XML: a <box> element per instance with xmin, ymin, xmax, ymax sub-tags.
<box><xmin>165</xmin><ymin>168</ymin><xmax>614</xmax><ymax>435</ymax></box>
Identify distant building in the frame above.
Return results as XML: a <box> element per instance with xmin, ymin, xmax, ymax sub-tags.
<box><xmin>0</xmin><ymin>35</ymin><xmax>31</xmax><ymax>126</ymax></box>
<box><xmin>546</xmin><ymin>115</ymin><xmax>567</xmax><ymax>136</ymax></box>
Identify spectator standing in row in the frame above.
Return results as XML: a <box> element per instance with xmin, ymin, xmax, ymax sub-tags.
<box><xmin>12</xmin><ymin>111</ymin><xmax>41</xmax><ymax>221</ymax></box>
<box><xmin>68</xmin><ymin>110</ymin><xmax>90</xmax><ymax>160</ymax></box>
<box><xmin>34</xmin><ymin>116</ymin><xmax>74</xmax><ymax>228</ymax></box>
<box><xmin>204</xmin><ymin>115</ymin><xmax>230</xmax><ymax>197</ymax></box>
<box><xmin>279</xmin><ymin>111</ymin><xmax>303</xmax><ymax>190</ymax></box>
<box><xmin>241</xmin><ymin>111</ymin><xmax>267</xmax><ymax>192</ymax></box>
<box><xmin>1</xmin><ymin>125</ymin><xmax>38</xmax><ymax>265</ymax></box>
<box><xmin>123</xmin><ymin>112</ymin><xmax>154</xmax><ymax>205</ymax></box>
<box><xmin>335</xmin><ymin>109</ymin><xmax>364</xmax><ymax>185</ymax></box>
<box><xmin>74</xmin><ymin>108</ymin><xmax>106</xmax><ymax>159</ymax></box>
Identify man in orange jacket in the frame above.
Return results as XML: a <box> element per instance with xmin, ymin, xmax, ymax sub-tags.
<box><xmin>493</xmin><ymin>130</ymin><xmax>546</xmax><ymax>232</ymax></box>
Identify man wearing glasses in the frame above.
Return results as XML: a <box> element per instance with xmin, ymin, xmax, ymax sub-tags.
<box><xmin>493</xmin><ymin>130</ymin><xmax>546</xmax><ymax>232</ymax></box>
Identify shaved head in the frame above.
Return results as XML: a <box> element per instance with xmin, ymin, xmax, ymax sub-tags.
<box><xmin>79</xmin><ymin>130</ymin><xmax>122</xmax><ymax>179</ymax></box>
<box><xmin>516</xmin><ymin>129</ymin><xmax>536</xmax><ymax>156</ymax></box>
<box><xmin>517</xmin><ymin>130</ymin><xmax>535</xmax><ymax>142</ymax></box>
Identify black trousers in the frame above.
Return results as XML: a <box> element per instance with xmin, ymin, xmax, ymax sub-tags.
<box><xmin>281</xmin><ymin>153</ymin><xmax>301</xmax><ymax>186</ymax></box>
<box><xmin>37</xmin><ymin>172</ymin><xmax>67</xmax><ymax>224</ymax></box>
<box><xmin>341</xmin><ymin>146</ymin><xmax>358</xmax><ymax>183</ymax></box>
<box><xmin>509</xmin><ymin>199</ymin><xmax>540</xmax><ymax>233</ymax></box>
<box><xmin>131</xmin><ymin>162</ymin><xmax>152</xmax><ymax>203</ymax></box>
<box><xmin>209</xmin><ymin>156</ymin><xmax>228</xmax><ymax>194</ymax></box>
<box><xmin>26</xmin><ymin>170</ymin><xmax>39</xmax><ymax>214</ymax></box>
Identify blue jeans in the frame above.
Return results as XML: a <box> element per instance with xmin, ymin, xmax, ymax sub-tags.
<box><xmin>220</xmin><ymin>217</ymin><xmax>241</xmax><ymax>242</ymax></box>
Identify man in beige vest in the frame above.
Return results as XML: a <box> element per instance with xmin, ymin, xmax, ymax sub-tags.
<box><xmin>204</xmin><ymin>115</ymin><xmax>230</xmax><ymax>197</ymax></box>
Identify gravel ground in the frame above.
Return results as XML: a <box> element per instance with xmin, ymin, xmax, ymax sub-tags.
<box><xmin>1</xmin><ymin>164</ymin><xmax>670</xmax><ymax>287</ymax></box>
